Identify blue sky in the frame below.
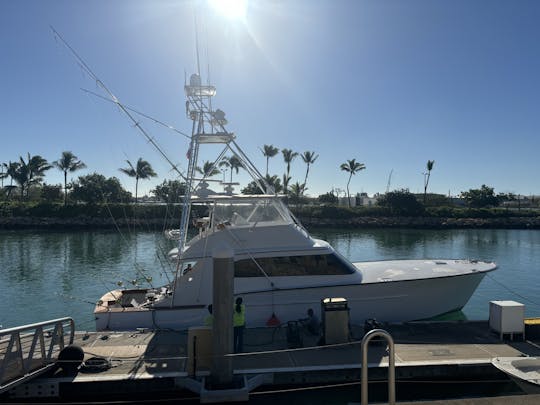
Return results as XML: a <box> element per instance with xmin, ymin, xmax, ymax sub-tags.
<box><xmin>1</xmin><ymin>0</ymin><xmax>540</xmax><ymax>198</ymax></box>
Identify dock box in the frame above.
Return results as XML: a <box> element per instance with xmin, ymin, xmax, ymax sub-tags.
<box><xmin>187</xmin><ymin>326</ymin><xmax>213</xmax><ymax>375</ymax></box>
<box><xmin>489</xmin><ymin>300</ymin><xmax>525</xmax><ymax>340</ymax></box>
<box><xmin>322</xmin><ymin>297</ymin><xmax>349</xmax><ymax>344</ymax></box>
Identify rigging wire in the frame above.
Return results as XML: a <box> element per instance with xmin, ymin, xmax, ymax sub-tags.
<box><xmin>142</xmin><ymin>211</ymin><xmax>175</xmax><ymax>284</ymax></box>
<box><xmin>486</xmin><ymin>273</ymin><xmax>540</xmax><ymax>308</ymax></box>
<box><xmin>102</xmin><ymin>200</ymin><xmax>156</xmax><ymax>289</ymax></box>
<box><xmin>49</xmin><ymin>26</ymin><xmax>187</xmax><ymax>182</ymax></box>
<box><xmin>154</xmin><ymin>245</ymin><xmax>174</xmax><ymax>285</ymax></box>
<box><xmin>54</xmin><ymin>292</ymin><xmax>109</xmax><ymax>310</ymax></box>
<box><xmin>80</xmin><ymin>87</ymin><xmax>191</xmax><ymax>140</ymax></box>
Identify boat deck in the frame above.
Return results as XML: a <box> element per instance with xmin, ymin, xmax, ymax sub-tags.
<box><xmin>4</xmin><ymin>321</ymin><xmax>540</xmax><ymax>402</ymax></box>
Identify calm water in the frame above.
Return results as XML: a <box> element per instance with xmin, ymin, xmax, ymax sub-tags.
<box><xmin>1</xmin><ymin>228</ymin><xmax>540</xmax><ymax>330</ymax></box>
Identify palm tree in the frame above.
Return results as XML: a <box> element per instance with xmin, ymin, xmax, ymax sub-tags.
<box><xmin>27</xmin><ymin>154</ymin><xmax>52</xmax><ymax>185</ymax></box>
<box><xmin>281</xmin><ymin>148</ymin><xmax>298</xmax><ymax>194</ymax></box>
<box><xmin>13</xmin><ymin>154</ymin><xmax>52</xmax><ymax>199</ymax></box>
<box><xmin>340</xmin><ymin>159</ymin><xmax>366</xmax><ymax>207</ymax></box>
<box><xmin>5</xmin><ymin>162</ymin><xmax>18</xmax><ymax>186</ymax></box>
<box><xmin>4</xmin><ymin>161</ymin><xmax>19</xmax><ymax>199</ymax></box>
<box><xmin>282</xmin><ymin>174</ymin><xmax>291</xmax><ymax>195</ymax></box>
<box><xmin>119</xmin><ymin>158</ymin><xmax>157</xmax><ymax>203</ymax></box>
<box><xmin>12</xmin><ymin>160</ymin><xmax>28</xmax><ymax>199</ymax></box>
<box><xmin>196</xmin><ymin>161</ymin><xmax>221</xmax><ymax>178</ymax></box>
<box><xmin>265</xmin><ymin>174</ymin><xmax>283</xmax><ymax>194</ymax></box>
<box><xmin>423</xmin><ymin>160</ymin><xmax>435</xmax><ymax>204</ymax></box>
<box><xmin>289</xmin><ymin>182</ymin><xmax>306</xmax><ymax>201</ymax></box>
<box><xmin>241</xmin><ymin>174</ymin><xmax>283</xmax><ymax>195</ymax></box>
<box><xmin>301</xmin><ymin>151</ymin><xmax>318</xmax><ymax>191</ymax></box>
<box><xmin>260</xmin><ymin>144</ymin><xmax>279</xmax><ymax>176</ymax></box>
<box><xmin>53</xmin><ymin>151</ymin><xmax>87</xmax><ymax>205</ymax></box>
<box><xmin>218</xmin><ymin>155</ymin><xmax>243</xmax><ymax>183</ymax></box>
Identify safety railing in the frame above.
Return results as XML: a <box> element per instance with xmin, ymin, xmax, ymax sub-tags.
<box><xmin>0</xmin><ymin>317</ymin><xmax>75</xmax><ymax>394</ymax></box>
<box><xmin>361</xmin><ymin>328</ymin><xmax>395</xmax><ymax>405</ymax></box>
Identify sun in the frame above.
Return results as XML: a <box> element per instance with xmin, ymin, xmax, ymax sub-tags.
<box><xmin>208</xmin><ymin>0</ymin><xmax>248</xmax><ymax>21</ymax></box>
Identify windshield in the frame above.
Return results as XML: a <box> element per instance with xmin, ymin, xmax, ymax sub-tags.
<box><xmin>211</xmin><ymin>198</ymin><xmax>291</xmax><ymax>227</ymax></box>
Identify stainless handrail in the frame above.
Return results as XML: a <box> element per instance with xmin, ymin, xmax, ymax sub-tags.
<box><xmin>0</xmin><ymin>317</ymin><xmax>75</xmax><ymax>394</ymax></box>
<box><xmin>361</xmin><ymin>329</ymin><xmax>396</xmax><ymax>405</ymax></box>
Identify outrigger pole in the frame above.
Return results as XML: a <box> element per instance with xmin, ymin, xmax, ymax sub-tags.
<box><xmin>50</xmin><ymin>26</ymin><xmax>187</xmax><ymax>181</ymax></box>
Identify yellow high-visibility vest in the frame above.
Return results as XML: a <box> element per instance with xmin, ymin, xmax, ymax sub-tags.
<box><xmin>233</xmin><ymin>304</ymin><xmax>245</xmax><ymax>327</ymax></box>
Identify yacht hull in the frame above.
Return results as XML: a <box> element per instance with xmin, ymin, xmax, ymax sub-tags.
<box><xmin>95</xmin><ymin>270</ymin><xmax>487</xmax><ymax>331</ymax></box>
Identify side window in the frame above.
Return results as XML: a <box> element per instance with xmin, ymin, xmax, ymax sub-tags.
<box><xmin>234</xmin><ymin>258</ymin><xmax>262</xmax><ymax>277</ymax></box>
<box><xmin>325</xmin><ymin>253</ymin><xmax>355</xmax><ymax>275</ymax></box>
<box><xmin>234</xmin><ymin>254</ymin><xmax>354</xmax><ymax>277</ymax></box>
<box><xmin>182</xmin><ymin>261</ymin><xmax>198</xmax><ymax>275</ymax></box>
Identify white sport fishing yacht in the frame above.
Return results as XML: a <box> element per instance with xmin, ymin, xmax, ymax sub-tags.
<box><xmin>94</xmin><ymin>73</ymin><xmax>496</xmax><ymax>331</ymax></box>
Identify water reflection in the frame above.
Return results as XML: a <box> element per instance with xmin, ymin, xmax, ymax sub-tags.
<box><xmin>0</xmin><ymin>230</ymin><xmax>175</xmax><ymax>329</ymax></box>
<box><xmin>315</xmin><ymin>228</ymin><xmax>509</xmax><ymax>262</ymax></box>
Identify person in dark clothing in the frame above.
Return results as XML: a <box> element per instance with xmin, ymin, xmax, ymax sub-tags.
<box><xmin>302</xmin><ymin>308</ymin><xmax>320</xmax><ymax>335</ymax></box>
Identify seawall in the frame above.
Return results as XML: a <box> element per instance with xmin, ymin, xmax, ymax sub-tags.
<box><xmin>1</xmin><ymin>215</ymin><xmax>539</xmax><ymax>230</ymax></box>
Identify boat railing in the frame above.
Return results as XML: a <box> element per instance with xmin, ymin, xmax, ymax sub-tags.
<box><xmin>0</xmin><ymin>317</ymin><xmax>75</xmax><ymax>394</ymax></box>
<box><xmin>361</xmin><ymin>329</ymin><xmax>396</xmax><ymax>405</ymax></box>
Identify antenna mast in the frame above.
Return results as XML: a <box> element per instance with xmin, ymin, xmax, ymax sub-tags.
<box><xmin>386</xmin><ymin>169</ymin><xmax>393</xmax><ymax>193</ymax></box>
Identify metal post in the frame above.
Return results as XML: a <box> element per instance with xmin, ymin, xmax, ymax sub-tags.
<box><xmin>361</xmin><ymin>329</ymin><xmax>395</xmax><ymax>405</ymax></box>
<box><xmin>211</xmin><ymin>246</ymin><xmax>234</xmax><ymax>386</ymax></box>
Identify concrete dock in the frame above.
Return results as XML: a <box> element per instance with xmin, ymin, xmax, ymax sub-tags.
<box><xmin>2</xmin><ymin>320</ymin><xmax>540</xmax><ymax>403</ymax></box>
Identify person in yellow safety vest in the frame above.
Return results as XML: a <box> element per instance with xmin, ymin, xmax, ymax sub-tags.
<box><xmin>233</xmin><ymin>297</ymin><xmax>245</xmax><ymax>353</ymax></box>
<box><xmin>204</xmin><ymin>304</ymin><xmax>213</xmax><ymax>327</ymax></box>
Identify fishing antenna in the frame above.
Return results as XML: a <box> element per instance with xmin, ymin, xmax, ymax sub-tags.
<box><xmin>50</xmin><ymin>26</ymin><xmax>187</xmax><ymax>181</ymax></box>
<box><xmin>194</xmin><ymin>13</ymin><xmax>202</xmax><ymax>78</ymax></box>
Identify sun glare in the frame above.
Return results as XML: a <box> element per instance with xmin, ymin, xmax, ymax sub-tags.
<box><xmin>208</xmin><ymin>0</ymin><xmax>248</xmax><ymax>20</ymax></box>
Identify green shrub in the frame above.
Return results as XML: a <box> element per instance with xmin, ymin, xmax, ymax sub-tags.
<box><xmin>377</xmin><ymin>189</ymin><xmax>425</xmax><ymax>216</ymax></box>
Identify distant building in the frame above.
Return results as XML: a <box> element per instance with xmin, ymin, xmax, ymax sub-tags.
<box><xmin>356</xmin><ymin>192</ymin><xmax>379</xmax><ymax>207</ymax></box>
<box><xmin>500</xmin><ymin>195</ymin><xmax>535</xmax><ymax>208</ymax></box>
<box><xmin>338</xmin><ymin>196</ymin><xmax>356</xmax><ymax>207</ymax></box>
<box><xmin>337</xmin><ymin>193</ymin><xmax>379</xmax><ymax>207</ymax></box>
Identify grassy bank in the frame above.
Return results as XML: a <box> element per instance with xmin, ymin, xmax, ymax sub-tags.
<box><xmin>0</xmin><ymin>202</ymin><xmax>539</xmax><ymax>230</ymax></box>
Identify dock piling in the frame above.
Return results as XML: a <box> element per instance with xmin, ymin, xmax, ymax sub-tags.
<box><xmin>211</xmin><ymin>246</ymin><xmax>234</xmax><ymax>387</ymax></box>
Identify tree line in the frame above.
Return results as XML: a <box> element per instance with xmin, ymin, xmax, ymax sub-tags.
<box><xmin>0</xmin><ymin>152</ymin><xmax>158</xmax><ymax>205</ymax></box>
<box><xmin>1</xmin><ymin>145</ymin><xmax>357</xmax><ymax>205</ymax></box>
<box><xmin>1</xmin><ymin>149</ymin><xmax>521</xmax><ymax>211</ymax></box>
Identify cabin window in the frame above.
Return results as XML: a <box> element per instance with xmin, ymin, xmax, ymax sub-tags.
<box><xmin>181</xmin><ymin>261</ymin><xmax>198</xmax><ymax>276</ymax></box>
<box><xmin>234</xmin><ymin>253</ymin><xmax>355</xmax><ymax>277</ymax></box>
